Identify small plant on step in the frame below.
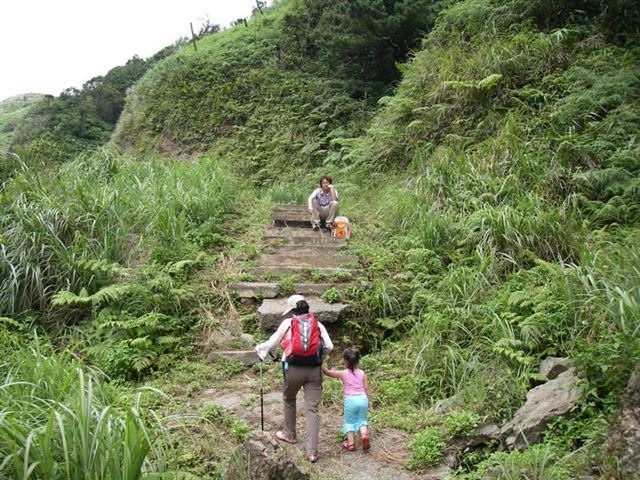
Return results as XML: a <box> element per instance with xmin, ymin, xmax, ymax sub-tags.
<box><xmin>323</xmin><ymin>287</ymin><xmax>342</xmax><ymax>304</ymax></box>
<box><xmin>307</xmin><ymin>268</ymin><xmax>327</xmax><ymax>282</ymax></box>
<box><xmin>331</xmin><ymin>270</ymin><xmax>353</xmax><ymax>282</ymax></box>
<box><xmin>278</xmin><ymin>274</ymin><xmax>299</xmax><ymax>296</ymax></box>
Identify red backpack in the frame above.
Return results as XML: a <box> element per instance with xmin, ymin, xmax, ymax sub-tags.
<box><xmin>285</xmin><ymin>314</ymin><xmax>323</xmax><ymax>366</ymax></box>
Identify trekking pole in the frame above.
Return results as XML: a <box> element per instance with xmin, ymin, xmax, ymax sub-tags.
<box><xmin>259</xmin><ymin>359</ymin><xmax>264</xmax><ymax>431</ymax></box>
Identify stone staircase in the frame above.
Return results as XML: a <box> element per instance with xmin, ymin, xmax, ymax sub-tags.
<box><xmin>214</xmin><ymin>205</ymin><xmax>361</xmax><ymax>365</ymax></box>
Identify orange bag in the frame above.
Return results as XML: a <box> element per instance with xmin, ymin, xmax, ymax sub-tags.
<box><xmin>331</xmin><ymin>216</ymin><xmax>351</xmax><ymax>239</ymax></box>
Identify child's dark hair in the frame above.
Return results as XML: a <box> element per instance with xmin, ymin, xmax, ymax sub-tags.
<box><xmin>294</xmin><ymin>300</ymin><xmax>310</xmax><ymax>314</ymax></box>
<box><xmin>342</xmin><ymin>348</ymin><xmax>360</xmax><ymax>371</ymax></box>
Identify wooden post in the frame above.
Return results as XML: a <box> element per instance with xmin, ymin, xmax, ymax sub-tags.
<box><xmin>190</xmin><ymin>22</ymin><xmax>197</xmax><ymax>52</ymax></box>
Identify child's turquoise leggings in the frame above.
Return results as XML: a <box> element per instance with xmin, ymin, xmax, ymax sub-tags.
<box><xmin>343</xmin><ymin>393</ymin><xmax>369</xmax><ymax>433</ymax></box>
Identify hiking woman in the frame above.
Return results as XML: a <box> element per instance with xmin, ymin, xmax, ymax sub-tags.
<box><xmin>308</xmin><ymin>175</ymin><xmax>339</xmax><ymax>230</ymax></box>
<box><xmin>255</xmin><ymin>294</ymin><xmax>334</xmax><ymax>463</ymax></box>
<box><xmin>323</xmin><ymin>348</ymin><xmax>371</xmax><ymax>451</ymax></box>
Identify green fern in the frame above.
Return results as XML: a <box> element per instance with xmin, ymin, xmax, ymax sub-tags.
<box><xmin>52</xmin><ymin>284</ymin><xmax>133</xmax><ymax>307</ymax></box>
<box><xmin>76</xmin><ymin>258</ymin><xmax>131</xmax><ymax>277</ymax></box>
<box><xmin>444</xmin><ymin>73</ymin><xmax>503</xmax><ymax>91</ymax></box>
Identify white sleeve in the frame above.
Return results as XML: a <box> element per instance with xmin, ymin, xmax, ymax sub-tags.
<box><xmin>255</xmin><ymin>319</ymin><xmax>291</xmax><ymax>361</ymax></box>
<box><xmin>308</xmin><ymin>188</ymin><xmax>320</xmax><ymax>205</ymax></box>
<box><xmin>319</xmin><ymin>322</ymin><xmax>333</xmax><ymax>356</ymax></box>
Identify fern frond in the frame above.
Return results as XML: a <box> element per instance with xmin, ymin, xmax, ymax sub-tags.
<box><xmin>91</xmin><ymin>284</ymin><xmax>134</xmax><ymax>306</ymax></box>
<box><xmin>52</xmin><ymin>289</ymin><xmax>93</xmax><ymax>307</ymax></box>
<box><xmin>0</xmin><ymin>317</ymin><xmax>20</xmax><ymax>327</ymax></box>
<box><xmin>77</xmin><ymin>258</ymin><xmax>131</xmax><ymax>277</ymax></box>
<box><xmin>52</xmin><ymin>284</ymin><xmax>133</xmax><ymax>308</ymax></box>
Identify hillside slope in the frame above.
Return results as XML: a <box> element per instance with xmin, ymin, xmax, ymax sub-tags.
<box><xmin>0</xmin><ymin>93</ymin><xmax>44</xmax><ymax>154</ymax></box>
<box><xmin>1</xmin><ymin>0</ymin><xmax>639</xmax><ymax>478</ymax></box>
<box><xmin>113</xmin><ymin>0</ymin><xmax>445</xmax><ymax>182</ymax></box>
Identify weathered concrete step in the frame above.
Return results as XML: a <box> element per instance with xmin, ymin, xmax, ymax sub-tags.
<box><xmin>206</xmin><ymin>350</ymin><xmax>258</xmax><ymax>367</ymax></box>
<box><xmin>264</xmin><ymin>227</ymin><xmax>328</xmax><ymax>237</ymax></box>
<box><xmin>273</xmin><ymin>205</ymin><xmax>308</xmax><ymax>212</ymax></box>
<box><xmin>264</xmin><ymin>239</ymin><xmax>344</xmax><ymax>249</ymax></box>
<box><xmin>263</xmin><ymin>245</ymin><xmax>346</xmax><ymax>256</ymax></box>
<box><xmin>273</xmin><ymin>218</ymin><xmax>312</xmax><ymax>228</ymax></box>
<box><xmin>230</xmin><ymin>282</ymin><xmax>358</xmax><ymax>299</ymax></box>
<box><xmin>249</xmin><ymin>266</ymin><xmax>363</xmax><ymax>278</ymax></box>
<box><xmin>229</xmin><ymin>282</ymin><xmax>281</xmax><ymax>299</ymax></box>
<box><xmin>271</xmin><ymin>207</ymin><xmax>315</xmax><ymax>228</ymax></box>
<box><xmin>258</xmin><ymin>253</ymin><xmax>353</xmax><ymax>268</ymax></box>
<box><xmin>259</xmin><ymin>296</ymin><xmax>347</xmax><ymax>329</ymax></box>
<box><xmin>263</xmin><ymin>227</ymin><xmax>343</xmax><ymax>242</ymax></box>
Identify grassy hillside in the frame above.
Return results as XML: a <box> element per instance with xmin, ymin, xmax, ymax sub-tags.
<box><xmin>1</xmin><ymin>0</ymin><xmax>639</xmax><ymax>478</ymax></box>
<box><xmin>0</xmin><ymin>93</ymin><xmax>45</xmax><ymax>174</ymax></box>
<box><xmin>113</xmin><ymin>0</ymin><xmax>445</xmax><ymax>182</ymax></box>
<box><xmin>337</xmin><ymin>0</ymin><xmax>640</xmax><ymax>475</ymax></box>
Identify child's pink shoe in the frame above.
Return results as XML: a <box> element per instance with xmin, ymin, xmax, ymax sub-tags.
<box><xmin>342</xmin><ymin>440</ymin><xmax>356</xmax><ymax>452</ymax></box>
<box><xmin>361</xmin><ymin>435</ymin><xmax>371</xmax><ymax>451</ymax></box>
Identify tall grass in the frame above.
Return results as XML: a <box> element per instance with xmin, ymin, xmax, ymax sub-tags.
<box><xmin>570</xmin><ymin>240</ymin><xmax>640</xmax><ymax>400</ymax></box>
<box><xmin>0</xmin><ymin>336</ymin><xmax>169</xmax><ymax>479</ymax></box>
<box><xmin>0</xmin><ymin>147</ymin><xmax>238</xmax><ymax>317</ymax></box>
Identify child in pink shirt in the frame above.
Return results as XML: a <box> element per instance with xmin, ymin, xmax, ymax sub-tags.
<box><xmin>323</xmin><ymin>348</ymin><xmax>371</xmax><ymax>451</ymax></box>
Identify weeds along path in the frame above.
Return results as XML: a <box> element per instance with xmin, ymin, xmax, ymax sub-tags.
<box><xmin>190</xmin><ymin>205</ymin><xmax>426</xmax><ymax>479</ymax></box>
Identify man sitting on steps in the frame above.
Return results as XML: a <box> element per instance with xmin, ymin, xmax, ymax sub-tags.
<box><xmin>308</xmin><ymin>175</ymin><xmax>339</xmax><ymax>231</ymax></box>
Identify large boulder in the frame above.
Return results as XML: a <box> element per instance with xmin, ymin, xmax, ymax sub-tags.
<box><xmin>604</xmin><ymin>362</ymin><xmax>640</xmax><ymax>478</ymax></box>
<box><xmin>501</xmin><ymin>369</ymin><xmax>583</xmax><ymax>450</ymax></box>
<box><xmin>225</xmin><ymin>431</ymin><xmax>309</xmax><ymax>480</ymax></box>
<box><xmin>258</xmin><ymin>297</ymin><xmax>347</xmax><ymax>329</ymax></box>
<box><xmin>539</xmin><ymin>357</ymin><xmax>574</xmax><ymax>380</ymax></box>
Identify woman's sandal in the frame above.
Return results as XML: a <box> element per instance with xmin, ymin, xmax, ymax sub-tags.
<box><xmin>342</xmin><ymin>440</ymin><xmax>356</xmax><ymax>452</ymax></box>
<box><xmin>275</xmin><ymin>430</ymin><xmax>296</xmax><ymax>444</ymax></box>
<box><xmin>361</xmin><ymin>435</ymin><xmax>371</xmax><ymax>451</ymax></box>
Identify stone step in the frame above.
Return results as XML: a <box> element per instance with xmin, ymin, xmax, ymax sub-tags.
<box><xmin>206</xmin><ymin>350</ymin><xmax>258</xmax><ymax>367</ymax></box>
<box><xmin>263</xmin><ymin>227</ymin><xmax>343</xmax><ymax>242</ymax></box>
<box><xmin>264</xmin><ymin>227</ymin><xmax>327</xmax><ymax>237</ymax></box>
<box><xmin>258</xmin><ymin>296</ymin><xmax>347</xmax><ymax>329</ymax></box>
<box><xmin>230</xmin><ymin>281</ymin><xmax>359</xmax><ymax>299</ymax></box>
<box><xmin>273</xmin><ymin>218</ymin><xmax>312</xmax><ymax>229</ymax></box>
<box><xmin>229</xmin><ymin>282</ymin><xmax>281</xmax><ymax>299</ymax></box>
<box><xmin>264</xmin><ymin>236</ymin><xmax>345</xmax><ymax>249</ymax></box>
<box><xmin>258</xmin><ymin>252</ymin><xmax>353</xmax><ymax>268</ymax></box>
<box><xmin>263</xmin><ymin>245</ymin><xmax>346</xmax><ymax>256</ymax></box>
<box><xmin>273</xmin><ymin>204</ymin><xmax>308</xmax><ymax>212</ymax></box>
<box><xmin>270</xmin><ymin>207</ymin><xmax>314</xmax><ymax>228</ymax></box>
<box><xmin>249</xmin><ymin>266</ymin><xmax>363</xmax><ymax>278</ymax></box>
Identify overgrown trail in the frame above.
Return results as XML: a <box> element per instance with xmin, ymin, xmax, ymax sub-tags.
<box><xmin>196</xmin><ymin>368</ymin><xmax>421</xmax><ymax>480</ymax></box>
<box><xmin>199</xmin><ymin>205</ymin><xmax>433</xmax><ymax>479</ymax></box>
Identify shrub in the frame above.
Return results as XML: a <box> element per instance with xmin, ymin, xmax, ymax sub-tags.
<box><xmin>407</xmin><ymin>427</ymin><xmax>447</xmax><ymax>470</ymax></box>
<box><xmin>462</xmin><ymin>444</ymin><xmax>571</xmax><ymax>480</ymax></box>
<box><xmin>444</xmin><ymin>410</ymin><xmax>483</xmax><ymax>438</ymax></box>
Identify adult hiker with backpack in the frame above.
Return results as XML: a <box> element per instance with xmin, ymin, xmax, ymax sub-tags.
<box><xmin>255</xmin><ymin>294</ymin><xmax>334</xmax><ymax>463</ymax></box>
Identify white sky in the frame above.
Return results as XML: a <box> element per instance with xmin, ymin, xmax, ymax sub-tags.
<box><xmin>0</xmin><ymin>1</ymin><xmax>271</xmax><ymax>101</ymax></box>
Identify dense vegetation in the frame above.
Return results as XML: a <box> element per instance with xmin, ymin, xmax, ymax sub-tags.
<box><xmin>1</xmin><ymin>0</ymin><xmax>639</xmax><ymax>478</ymax></box>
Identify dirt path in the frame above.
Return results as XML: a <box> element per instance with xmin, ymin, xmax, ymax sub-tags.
<box><xmin>196</xmin><ymin>369</ymin><xmax>420</xmax><ymax>480</ymax></box>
